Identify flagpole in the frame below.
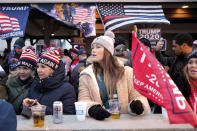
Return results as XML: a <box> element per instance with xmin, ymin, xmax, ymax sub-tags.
<box><xmin>134</xmin><ymin>25</ymin><xmax>138</xmax><ymax>37</ymax></box>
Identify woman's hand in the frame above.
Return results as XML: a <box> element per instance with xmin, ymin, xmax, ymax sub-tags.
<box><xmin>23</xmin><ymin>98</ymin><xmax>37</xmax><ymax>107</ymax></box>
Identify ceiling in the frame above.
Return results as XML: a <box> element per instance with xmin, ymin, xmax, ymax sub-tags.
<box><xmin>1</xmin><ymin>0</ymin><xmax>197</xmax><ymax>3</ymax></box>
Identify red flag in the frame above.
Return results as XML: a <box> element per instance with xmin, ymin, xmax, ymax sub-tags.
<box><xmin>132</xmin><ymin>33</ymin><xmax>197</xmax><ymax>128</ymax></box>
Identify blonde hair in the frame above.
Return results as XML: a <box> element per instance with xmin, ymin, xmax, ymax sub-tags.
<box><xmin>184</xmin><ymin>64</ymin><xmax>196</xmax><ymax>89</ymax></box>
<box><xmin>93</xmin><ymin>49</ymin><xmax>125</xmax><ymax>99</ymax></box>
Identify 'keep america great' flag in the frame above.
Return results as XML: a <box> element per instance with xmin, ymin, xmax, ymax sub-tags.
<box><xmin>97</xmin><ymin>4</ymin><xmax>170</xmax><ymax>31</ymax></box>
<box><xmin>132</xmin><ymin>33</ymin><xmax>197</xmax><ymax>128</ymax></box>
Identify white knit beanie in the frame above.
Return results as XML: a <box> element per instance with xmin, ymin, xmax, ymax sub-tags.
<box><xmin>91</xmin><ymin>31</ymin><xmax>115</xmax><ymax>55</ymax></box>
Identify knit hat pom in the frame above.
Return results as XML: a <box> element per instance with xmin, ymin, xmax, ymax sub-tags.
<box><xmin>91</xmin><ymin>31</ymin><xmax>115</xmax><ymax>55</ymax></box>
<box><xmin>104</xmin><ymin>31</ymin><xmax>115</xmax><ymax>39</ymax></box>
<box><xmin>37</xmin><ymin>50</ymin><xmax>61</xmax><ymax>70</ymax></box>
<box><xmin>18</xmin><ymin>49</ymin><xmax>37</xmax><ymax>70</ymax></box>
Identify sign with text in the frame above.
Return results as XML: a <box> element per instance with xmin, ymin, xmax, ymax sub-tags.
<box><xmin>71</xmin><ymin>37</ymin><xmax>85</xmax><ymax>45</ymax></box>
<box><xmin>0</xmin><ymin>5</ymin><xmax>30</xmax><ymax>39</ymax></box>
<box><xmin>132</xmin><ymin>33</ymin><xmax>197</xmax><ymax>128</ymax></box>
<box><xmin>137</xmin><ymin>28</ymin><xmax>166</xmax><ymax>51</ymax></box>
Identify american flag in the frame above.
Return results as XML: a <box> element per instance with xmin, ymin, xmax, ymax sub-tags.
<box><xmin>10</xmin><ymin>16</ymin><xmax>20</xmax><ymax>31</ymax></box>
<box><xmin>97</xmin><ymin>4</ymin><xmax>170</xmax><ymax>31</ymax></box>
<box><xmin>73</xmin><ymin>6</ymin><xmax>95</xmax><ymax>24</ymax></box>
<box><xmin>0</xmin><ymin>13</ymin><xmax>13</xmax><ymax>33</ymax></box>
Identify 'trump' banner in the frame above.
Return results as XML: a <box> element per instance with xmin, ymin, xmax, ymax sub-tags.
<box><xmin>0</xmin><ymin>5</ymin><xmax>30</xmax><ymax>40</ymax></box>
<box><xmin>32</xmin><ymin>4</ymin><xmax>96</xmax><ymax>37</ymax></box>
<box><xmin>132</xmin><ymin>33</ymin><xmax>197</xmax><ymax>128</ymax></box>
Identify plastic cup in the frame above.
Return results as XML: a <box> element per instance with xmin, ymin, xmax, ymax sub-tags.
<box><xmin>74</xmin><ymin>102</ymin><xmax>87</xmax><ymax>121</ymax></box>
<box><xmin>31</xmin><ymin>105</ymin><xmax>46</xmax><ymax>128</ymax></box>
<box><xmin>109</xmin><ymin>99</ymin><xmax>121</xmax><ymax>119</ymax></box>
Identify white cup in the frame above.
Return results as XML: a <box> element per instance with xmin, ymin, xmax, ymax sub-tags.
<box><xmin>74</xmin><ymin>102</ymin><xmax>87</xmax><ymax>121</ymax></box>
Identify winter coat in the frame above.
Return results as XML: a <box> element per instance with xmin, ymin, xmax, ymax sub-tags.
<box><xmin>155</xmin><ymin>51</ymin><xmax>190</xmax><ymax>102</ymax></box>
<box><xmin>0</xmin><ymin>100</ymin><xmax>17</xmax><ymax>131</ymax></box>
<box><xmin>6</xmin><ymin>76</ymin><xmax>33</xmax><ymax>114</ymax></box>
<box><xmin>78</xmin><ymin>64</ymin><xmax>150</xmax><ymax>116</ymax></box>
<box><xmin>0</xmin><ymin>81</ymin><xmax>8</xmax><ymax>100</ymax></box>
<box><xmin>71</xmin><ymin>58</ymin><xmax>87</xmax><ymax>97</ymax></box>
<box><xmin>28</xmin><ymin>61</ymin><xmax>76</xmax><ymax>115</ymax></box>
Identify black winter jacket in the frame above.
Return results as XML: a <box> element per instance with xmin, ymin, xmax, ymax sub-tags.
<box><xmin>71</xmin><ymin>58</ymin><xmax>87</xmax><ymax>98</ymax></box>
<box><xmin>28</xmin><ymin>61</ymin><xmax>76</xmax><ymax>115</ymax></box>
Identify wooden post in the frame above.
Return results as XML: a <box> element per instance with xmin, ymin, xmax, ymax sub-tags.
<box><xmin>44</xmin><ymin>18</ymin><xmax>51</xmax><ymax>47</ymax></box>
<box><xmin>134</xmin><ymin>25</ymin><xmax>138</xmax><ymax>37</ymax></box>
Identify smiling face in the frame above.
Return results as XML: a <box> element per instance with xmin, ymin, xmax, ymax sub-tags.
<box><xmin>18</xmin><ymin>66</ymin><xmax>33</xmax><ymax>81</ymax></box>
<box><xmin>91</xmin><ymin>44</ymin><xmax>104</xmax><ymax>64</ymax></box>
<box><xmin>188</xmin><ymin>58</ymin><xmax>197</xmax><ymax>80</ymax></box>
<box><xmin>37</xmin><ymin>63</ymin><xmax>54</xmax><ymax>79</ymax></box>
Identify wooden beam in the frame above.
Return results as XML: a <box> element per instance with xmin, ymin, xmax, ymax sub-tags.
<box><xmin>164</xmin><ymin>8</ymin><xmax>197</xmax><ymax>18</ymax></box>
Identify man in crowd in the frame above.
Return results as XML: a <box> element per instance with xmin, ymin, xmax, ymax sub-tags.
<box><xmin>70</xmin><ymin>47</ymin><xmax>79</xmax><ymax>75</ymax></box>
<box><xmin>155</xmin><ymin>33</ymin><xmax>193</xmax><ymax>102</ymax></box>
<box><xmin>1</xmin><ymin>38</ymin><xmax>25</xmax><ymax>74</ymax></box>
<box><xmin>71</xmin><ymin>49</ymin><xmax>87</xmax><ymax>98</ymax></box>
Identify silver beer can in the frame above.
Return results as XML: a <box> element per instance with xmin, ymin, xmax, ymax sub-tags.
<box><xmin>53</xmin><ymin>101</ymin><xmax>63</xmax><ymax>123</ymax></box>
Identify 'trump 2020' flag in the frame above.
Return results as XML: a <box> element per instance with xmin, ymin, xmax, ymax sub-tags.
<box><xmin>132</xmin><ymin>33</ymin><xmax>197</xmax><ymax>128</ymax></box>
<box><xmin>0</xmin><ymin>5</ymin><xmax>30</xmax><ymax>39</ymax></box>
<box><xmin>97</xmin><ymin>4</ymin><xmax>170</xmax><ymax>31</ymax></box>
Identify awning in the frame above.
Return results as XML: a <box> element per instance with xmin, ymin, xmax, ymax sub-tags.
<box><xmin>0</xmin><ymin>0</ymin><xmax>196</xmax><ymax>3</ymax></box>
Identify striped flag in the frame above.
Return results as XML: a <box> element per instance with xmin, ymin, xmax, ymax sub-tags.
<box><xmin>73</xmin><ymin>6</ymin><xmax>95</xmax><ymax>24</ymax></box>
<box><xmin>97</xmin><ymin>4</ymin><xmax>170</xmax><ymax>31</ymax></box>
<box><xmin>10</xmin><ymin>16</ymin><xmax>20</xmax><ymax>31</ymax></box>
<box><xmin>0</xmin><ymin>13</ymin><xmax>13</xmax><ymax>33</ymax></box>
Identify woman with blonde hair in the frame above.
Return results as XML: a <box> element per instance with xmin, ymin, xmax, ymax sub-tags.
<box><xmin>78</xmin><ymin>31</ymin><xmax>150</xmax><ymax>120</ymax></box>
<box><xmin>184</xmin><ymin>50</ymin><xmax>197</xmax><ymax>112</ymax></box>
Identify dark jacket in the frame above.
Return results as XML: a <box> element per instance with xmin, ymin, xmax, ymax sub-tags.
<box><xmin>28</xmin><ymin>61</ymin><xmax>76</xmax><ymax>115</ymax></box>
<box><xmin>155</xmin><ymin>51</ymin><xmax>190</xmax><ymax>102</ymax></box>
<box><xmin>6</xmin><ymin>76</ymin><xmax>33</xmax><ymax>114</ymax></box>
<box><xmin>71</xmin><ymin>58</ymin><xmax>87</xmax><ymax>98</ymax></box>
<box><xmin>0</xmin><ymin>100</ymin><xmax>17</xmax><ymax>131</ymax></box>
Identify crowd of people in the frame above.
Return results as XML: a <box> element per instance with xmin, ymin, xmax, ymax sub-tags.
<box><xmin>0</xmin><ymin>31</ymin><xmax>196</xmax><ymax>130</ymax></box>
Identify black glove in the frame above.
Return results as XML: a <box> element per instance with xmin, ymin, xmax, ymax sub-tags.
<box><xmin>88</xmin><ymin>105</ymin><xmax>111</xmax><ymax>120</ymax></box>
<box><xmin>130</xmin><ymin>100</ymin><xmax>144</xmax><ymax>115</ymax></box>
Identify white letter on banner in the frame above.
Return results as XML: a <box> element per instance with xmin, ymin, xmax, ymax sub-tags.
<box><xmin>173</xmin><ymin>87</ymin><xmax>182</xmax><ymax>95</ymax></box>
<box><xmin>176</xmin><ymin>97</ymin><xmax>186</xmax><ymax>110</ymax></box>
